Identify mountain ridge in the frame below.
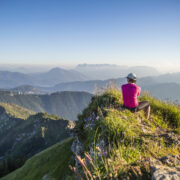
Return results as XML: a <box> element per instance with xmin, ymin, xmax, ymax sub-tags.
<box><xmin>0</xmin><ymin>91</ymin><xmax>92</xmax><ymax>120</ymax></box>
<box><xmin>8</xmin><ymin>77</ymin><xmax>180</xmax><ymax>103</ymax></box>
<box><xmin>75</xmin><ymin>64</ymin><xmax>159</xmax><ymax>80</ymax></box>
<box><xmin>0</xmin><ymin>67</ymin><xmax>88</xmax><ymax>88</ymax></box>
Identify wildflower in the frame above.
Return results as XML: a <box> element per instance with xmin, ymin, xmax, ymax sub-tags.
<box><xmin>96</xmin><ymin>116</ymin><xmax>100</xmax><ymax>120</ymax></box>
<box><xmin>120</xmin><ymin>139</ymin><xmax>124</xmax><ymax>143</ymax></box>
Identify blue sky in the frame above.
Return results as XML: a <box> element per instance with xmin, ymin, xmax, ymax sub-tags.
<box><xmin>0</xmin><ymin>0</ymin><xmax>179</xmax><ymax>70</ymax></box>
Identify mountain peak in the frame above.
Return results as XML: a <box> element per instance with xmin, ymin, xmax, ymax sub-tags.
<box><xmin>48</xmin><ymin>67</ymin><xmax>66</xmax><ymax>73</ymax></box>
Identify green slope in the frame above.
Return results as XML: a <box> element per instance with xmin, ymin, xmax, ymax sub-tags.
<box><xmin>1</xmin><ymin>138</ymin><xmax>74</xmax><ymax>180</ymax></box>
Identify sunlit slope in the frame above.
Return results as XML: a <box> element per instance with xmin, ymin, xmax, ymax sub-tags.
<box><xmin>0</xmin><ymin>102</ymin><xmax>35</xmax><ymax>119</ymax></box>
<box><xmin>0</xmin><ymin>103</ymin><xmax>35</xmax><ymax>135</ymax></box>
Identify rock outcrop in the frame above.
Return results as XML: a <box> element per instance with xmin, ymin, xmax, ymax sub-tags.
<box><xmin>150</xmin><ymin>156</ymin><xmax>180</xmax><ymax>180</ymax></box>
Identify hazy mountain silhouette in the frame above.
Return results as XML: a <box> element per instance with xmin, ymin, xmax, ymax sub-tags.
<box><xmin>10</xmin><ymin>76</ymin><xmax>180</xmax><ymax>103</ymax></box>
<box><xmin>155</xmin><ymin>72</ymin><xmax>180</xmax><ymax>84</ymax></box>
<box><xmin>0</xmin><ymin>65</ymin><xmax>161</xmax><ymax>88</ymax></box>
<box><xmin>30</xmin><ymin>67</ymin><xmax>88</xmax><ymax>86</ymax></box>
<box><xmin>143</xmin><ymin>82</ymin><xmax>180</xmax><ymax>103</ymax></box>
<box><xmin>75</xmin><ymin>64</ymin><xmax>159</xmax><ymax>80</ymax></box>
<box><xmin>0</xmin><ymin>68</ymin><xmax>88</xmax><ymax>88</ymax></box>
<box><xmin>0</xmin><ymin>71</ymin><xmax>34</xmax><ymax>88</ymax></box>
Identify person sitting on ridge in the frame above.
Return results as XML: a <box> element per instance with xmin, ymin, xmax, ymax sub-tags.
<box><xmin>121</xmin><ymin>73</ymin><xmax>151</xmax><ymax>119</ymax></box>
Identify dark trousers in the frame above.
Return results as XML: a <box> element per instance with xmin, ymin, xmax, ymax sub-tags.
<box><xmin>124</xmin><ymin>101</ymin><xmax>150</xmax><ymax>113</ymax></box>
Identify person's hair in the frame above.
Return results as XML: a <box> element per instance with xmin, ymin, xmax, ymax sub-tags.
<box><xmin>127</xmin><ymin>78</ymin><xmax>136</xmax><ymax>83</ymax></box>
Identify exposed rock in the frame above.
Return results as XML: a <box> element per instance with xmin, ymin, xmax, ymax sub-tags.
<box><xmin>166</xmin><ymin>132</ymin><xmax>180</xmax><ymax>146</ymax></box>
<box><xmin>152</xmin><ymin>166</ymin><xmax>180</xmax><ymax>180</ymax></box>
<box><xmin>90</xmin><ymin>138</ymin><xmax>108</xmax><ymax>159</ymax></box>
<box><xmin>67</xmin><ymin>121</ymin><xmax>75</xmax><ymax>130</ymax></box>
<box><xmin>71</xmin><ymin>137</ymin><xmax>83</xmax><ymax>168</ymax></box>
<box><xmin>160</xmin><ymin>155</ymin><xmax>180</xmax><ymax>167</ymax></box>
<box><xmin>42</xmin><ymin>174</ymin><xmax>50</xmax><ymax>180</ymax></box>
<box><xmin>150</xmin><ymin>157</ymin><xmax>180</xmax><ymax>180</ymax></box>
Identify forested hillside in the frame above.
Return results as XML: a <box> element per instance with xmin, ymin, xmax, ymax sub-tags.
<box><xmin>0</xmin><ymin>91</ymin><xmax>92</xmax><ymax>120</ymax></box>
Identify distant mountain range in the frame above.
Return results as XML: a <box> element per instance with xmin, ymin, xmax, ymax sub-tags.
<box><xmin>52</xmin><ymin>79</ymin><xmax>180</xmax><ymax>103</ymax></box>
<box><xmin>0</xmin><ymin>68</ymin><xmax>87</xmax><ymax>88</ymax></box>
<box><xmin>1</xmin><ymin>65</ymin><xmax>180</xmax><ymax>104</ymax></box>
<box><xmin>30</xmin><ymin>67</ymin><xmax>88</xmax><ymax>86</ymax></box>
<box><xmin>75</xmin><ymin>64</ymin><xmax>159</xmax><ymax>80</ymax></box>
<box><xmin>9</xmin><ymin>76</ymin><xmax>156</xmax><ymax>94</ymax></box>
<box><xmin>0</xmin><ymin>103</ymin><xmax>74</xmax><ymax>178</ymax></box>
<box><xmin>0</xmin><ymin>71</ymin><xmax>34</xmax><ymax>88</ymax></box>
<box><xmin>0</xmin><ymin>91</ymin><xmax>92</xmax><ymax>120</ymax></box>
<box><xmin>143</xmin><ymin>82</ymin><xmax>180</xmax><ymax>103</ymax></box>
<box><xmin>6</xmin><ymin>74</ymin><xmax>180</xmax><ymax>103</ymax></box>
<box><xmin>0</xmin><ymin>65</ymin><xmax>160</xmax><ymax>88</ymax></box>
<box><xmin>154</xmin><ymin>72</ymin><xmax>180</xmax><ymax>84</ymax></box>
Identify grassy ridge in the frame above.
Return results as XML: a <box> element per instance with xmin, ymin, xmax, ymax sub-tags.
<box><xmin>75</xmin><ymin>88</ymin><xmax>180</xmax><ymax>179</ymax></box>
<box><xmin>1</xmin><ymin>138</ymin><xmax>74</xmax><ymax>180</ymax></box>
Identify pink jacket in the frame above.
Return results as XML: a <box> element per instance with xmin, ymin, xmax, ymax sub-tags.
<box><xmin>121</xmin><ymin>83</ymin><xmax>141</xmax><ymax>108</ymax></box>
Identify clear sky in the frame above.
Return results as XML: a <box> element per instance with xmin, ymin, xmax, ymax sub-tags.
<box><xmin>0</xmin><ymin>0</ymin><xmax>179</xmax><ymax>71</ymax></box>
